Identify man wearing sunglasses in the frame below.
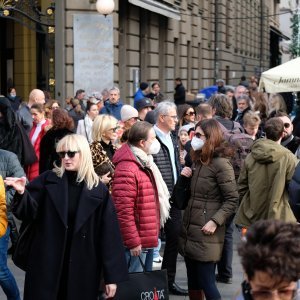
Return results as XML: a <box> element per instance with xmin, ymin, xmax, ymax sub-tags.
<box><xmin>236</xmin><ymin>220</ymin><xmax>300</xmax><ymax>300</ymax></box>
<box><xmin>275</xmin><ymin>112</ymin><xmax>300</xmax><ymax>159</ymax></box>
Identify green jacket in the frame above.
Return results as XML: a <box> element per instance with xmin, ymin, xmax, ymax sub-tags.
<box><xmin>179</xmin><ymin>156</ymin><xmax>239</xmax><ymax>262</ymax></box>
<box><xmin>235</xmin><ymin>138</ymin><xmax>298</xmax><ymax>228</ymax></box>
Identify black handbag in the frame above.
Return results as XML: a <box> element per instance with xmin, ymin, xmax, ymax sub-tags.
<box><xmin>114</xmin><ymin>256</ymin><xmax>169</xmax><ymax>300</ymax></box>
<box><xmin>12</xmin><ymin>220</ymin><xmax>36</xmax><ymax>271</ymax></box>
<box><xmin>170</xmin><ymin>175</ymin><xmax>191</xmax><ymax>210</ymax></box>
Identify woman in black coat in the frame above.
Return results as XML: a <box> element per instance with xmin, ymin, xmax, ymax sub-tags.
<box><xmin>39</xmin><ymin>108</ymin><xmax>74</xmax><ymax>173</ymax></box>
<box><xmin>0</xmin><ymin>97</ymin><xmax>23</xmax><ymax>163</ymax></box>
<box><xmin>5</xmin><ymin>134</ymin><xmax>128</xmax><ymax>300</ymax></box>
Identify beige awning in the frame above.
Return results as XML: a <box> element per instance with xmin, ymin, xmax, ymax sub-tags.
<box><xmin>259</xmin><ymin>57</ymin><xmax>300</xmax><ymax>93</ymax></box>
<box><xmin>128</xmin><ymin>0</ymin><xmax>181</xmax><ymax>20</ymax></box>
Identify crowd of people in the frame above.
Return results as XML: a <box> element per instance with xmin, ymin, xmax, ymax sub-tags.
<box><xmin>0</xmin><ymin>75</ymin><xmax>300</xmax><ymax>300</ymax></box>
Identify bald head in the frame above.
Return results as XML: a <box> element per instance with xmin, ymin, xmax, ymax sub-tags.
<box><xmin>28</xmin><ymin>89</ymin><xmax>45</xmax><ymax>106</ymax></box>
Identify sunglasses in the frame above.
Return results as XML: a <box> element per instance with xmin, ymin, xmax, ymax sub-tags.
<box><xmin>195</xmin><ymin>132</ymin><xmax>205</xmax><ymax>138</ymax></box>
<box><xmin>57</xmin><ymin>151</ymin><xmax>79</xmax><ymax>159</ymax></box>
<box><xmin>284</xmin><ymin>123</ymin><xmax>291</xmax><ymax>129</ymax></box>
<box><xmin>185</xmin><ymin>112</ymin><xmax>196</xmax><ymax>116</ymax></box>
<box><xmin>108</xmin><ymin>127</ymin><xmax>119</xmax><ymax>133</ymax></box>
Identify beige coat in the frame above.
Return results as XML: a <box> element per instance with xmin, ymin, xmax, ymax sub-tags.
<box><xmin>235</xmin><ymin>138</ymin><xmax>298</xmax><ymax>228</ymax></box>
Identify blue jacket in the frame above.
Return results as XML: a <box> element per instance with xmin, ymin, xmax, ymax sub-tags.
<box><xmin>133</xmin><ymin>89</ymin><xmax>145</xmax><ymax>108</ymax></box>
<box><xmin>100</xmin><ymin>100</ymin><xmax>123</xmax><ymax>120</ymax></box>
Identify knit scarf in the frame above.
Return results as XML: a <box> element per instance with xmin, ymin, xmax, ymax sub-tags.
<box><xmin>84</xmin><ymin>115</ymin><xmax>94</xmax><ymax>143</ymax></box>
<box><xmin>130</xmin><ymin>145</ymin><xmax>170</xmax><ymax>227</ymax></box>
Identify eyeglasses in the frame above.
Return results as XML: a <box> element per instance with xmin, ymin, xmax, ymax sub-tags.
<box><xmin>57</xmin><ymin>151</ymin><xmax>79</xmax><ymax>159</ymax></box>
<box><xmin>195</xmin><ymin>132</ymin><xmax>205</xmax><ymax>138</ymax></box>
<box><xmin>108</xmin><ymin>127</ymin><xmax>119</xmax><ymax>133</ymax></box>
<box><xmin>185</xmin><ymin>111</ymin><xmax>196</xmax><ymax>116</ymax></box>
<box><xmin>163</xmin><ymin>115</ymin><xmax>178</xmax><ymax>120</ymax></box>
<box><xmin>250</xmin><ymin>288</ymin><xmax>297</xmax><ymax>300</ymax></box>
<box><xmin>284</xmin><ymin>123</ymin><xmax>291</xmax><ymax>129</ymax></box>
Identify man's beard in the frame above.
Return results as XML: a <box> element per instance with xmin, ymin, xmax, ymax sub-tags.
<box><xmin>282</xmin><ymin>133</ymin><xmax>292</xmax><ymax>142</ymax></box>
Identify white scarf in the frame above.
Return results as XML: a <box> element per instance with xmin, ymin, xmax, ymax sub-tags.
<box><xmin>130</xmin><ymin>145</ymin><xmax>170</xmax><ymax>227</ymax></box>
<box><xmin>84</xmin><ymin>115</ymin><xmax>94</xmax><ymax>143</ymax></box>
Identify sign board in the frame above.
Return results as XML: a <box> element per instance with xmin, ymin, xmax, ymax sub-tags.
<box><xmin>73</xmin><ymin>14</ymin><xmax>113</xmax><ymax>97</ymax></box>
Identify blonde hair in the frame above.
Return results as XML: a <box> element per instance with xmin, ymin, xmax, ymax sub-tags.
<box><xmin>268</xmin><ymin>94</ymin><xmax>287</xmax><ymax>115</ymax></box>
<box><xmin>243</xmin><ymin>111</ymin><xmax>261</xmax><ymax>127</ymax></box>
<box><xmin>92</xmin><ymin>115</ymin><xmax>118</xmax><ymax>142</ymax></box>
<box><xmin>53</xmin><ymin>134</ymin><xmax>99</xmax><ymax>190</ymax></box>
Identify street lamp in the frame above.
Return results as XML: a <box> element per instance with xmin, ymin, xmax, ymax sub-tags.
<box><xmin>95</xmin><ymin>0</ymin><xmax>115</xmax><ymax>16</ymax></box>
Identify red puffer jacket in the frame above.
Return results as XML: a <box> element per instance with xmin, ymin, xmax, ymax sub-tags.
<box><xmin>112</xmin><ymin>143</ymin><xmax>160</xmax><ymax>249</ymax></box>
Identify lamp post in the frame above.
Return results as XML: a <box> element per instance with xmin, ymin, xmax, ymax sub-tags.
<box><xmin>92</xmin><ymin>0</ymin><xmax>115</xmax><ymax>16</ymax></box>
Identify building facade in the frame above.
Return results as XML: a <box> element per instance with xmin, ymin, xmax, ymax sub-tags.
<box><xmin>0</xmin><ymin>0</ymin><xmax>281</xmax><ymax>102</ymax></box>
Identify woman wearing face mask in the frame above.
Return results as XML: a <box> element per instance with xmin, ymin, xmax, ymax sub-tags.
<box><xmin>27</xmin><ymin>104</ymin><xmax>50</xmax><ymax>181</ymax></box>
<box><xmin>7</xmin><ymin>87</ymin><xmax>22</xmax><ymax>112</ymax></box>
<box><xmin>112</xmin><ymin>121</ymin><xmax>170</xmax><ymax>273</ymax></box>
<box><xmin>178</xmin><ymin>118</ymin><xmax>239</xmax><ymax>300</ymax></box>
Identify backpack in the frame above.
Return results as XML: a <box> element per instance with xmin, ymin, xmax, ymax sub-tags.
<box><xmin>218</xmin><ymin>121</ymin><xmax>254</xmax><ymax>179</ymax></box>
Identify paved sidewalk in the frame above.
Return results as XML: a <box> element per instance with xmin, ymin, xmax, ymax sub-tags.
<box><xmin>1</xmin><ymin>228</ymin><xmax>244</xmax><ymax>299</ymax></box>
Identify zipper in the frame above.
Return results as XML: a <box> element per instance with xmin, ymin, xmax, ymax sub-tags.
<box><xmin>183</xmin><ymin>163</ymin><xmax>202</xmax><ymax>251</ymax></box>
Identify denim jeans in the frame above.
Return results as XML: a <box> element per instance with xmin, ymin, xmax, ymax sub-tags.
<box><xmin>153</xmin><ymin>239</ymin><xmax>161</xmax><ymax>260</ymax></box>
<box><xmin>0</xmin><ymin>227</ymin><xmax>20</xmax><ymax>300</ymax></box>
<box><xmin>125</xmin><ymin>248</ymin><xmax>153</xmax><ymax>273</ymax></box>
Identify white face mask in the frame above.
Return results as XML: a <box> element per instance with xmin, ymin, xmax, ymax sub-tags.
<box><xmin>191</xmin><ymin>136</ymin><xmax>205</xmax><ymax>151</ymax></box>
<box><xmin>148</xmin><ymin>138</ymin><xmax>161</xmax><ymax>155</ymax></box>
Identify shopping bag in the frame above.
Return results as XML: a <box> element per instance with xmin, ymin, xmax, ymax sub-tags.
<box><xmin>114</xmin><ymin>256</ymin><xmax>169</xmax><ymax>300</ymax></box>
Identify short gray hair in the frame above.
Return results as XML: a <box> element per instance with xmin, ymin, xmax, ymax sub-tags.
<box><xmin>154</xmin><ymin>101</ymin><xmax>177</xmax><ymax>123</ymax></box>
<box><xmin>236</xmin><ymin>95</ymin><xmax>250</xmax><ymax>106</ymax></box>
<box><xmin>110</xmin><ymin>86</ymin><xmax>120</xmax><ymax>94</ymax></box>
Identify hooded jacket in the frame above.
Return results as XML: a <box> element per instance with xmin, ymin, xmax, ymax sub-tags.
<box><xmin>235</xmin><ymin>138</ymin><xmax>298</xmax><ymax>228</ymax></box>
<box><xmin>112</xmin><ymin>143</ymin><xmax>160</xmax><ymax>249</ymax></box>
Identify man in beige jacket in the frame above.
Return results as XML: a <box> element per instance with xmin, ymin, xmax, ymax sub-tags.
<box><xmin>235</xmin><ymin>117</ymin><xmax>298</xmax><ymax>228</ymax></box>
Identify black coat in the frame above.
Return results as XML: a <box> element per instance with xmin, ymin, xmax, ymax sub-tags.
<box><xmin>12</xmin><ymin>171</ymin><xmax>128</xmax><ymax>300</ymax></box>
<box><xmin>174</xmin><ymin>83</ymin><xmax>186</xmax><ymax>105</ymax></box>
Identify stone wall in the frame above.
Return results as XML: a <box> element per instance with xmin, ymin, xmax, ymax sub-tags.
<box><xmin>57</xmin><ymin>0</ymin><xmax>274</xmax><ymax>102</ymax></box>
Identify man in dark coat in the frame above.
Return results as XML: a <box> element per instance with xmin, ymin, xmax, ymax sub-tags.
<box><xmin>276</xmin><ymin>112</ymin><xmax>300</xmax><ymax>158</ymax></box>
<box><xmin>152</xmin><ymin>101</ymin><xmax>187</xmax><ymax>296</ymax></box>
<box><xmin>174</xmin><ymin>78</ymin><xmax>186</xmax><ymax>106</ymax></box>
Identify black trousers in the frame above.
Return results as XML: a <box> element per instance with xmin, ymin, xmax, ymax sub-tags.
<box><xmin>217</xmin><ymin>215</ymin><xmax>234</xmax><ymax>279</ymax></box>
<box><xmin>185</xmin><ymin>257</ymin><xmax>221</xmax><ymax>300</ymax></box>
<box><xmin>161</xmin><ymin>206</ymin><xmax>182</xmax><ymax>284</ymax></box>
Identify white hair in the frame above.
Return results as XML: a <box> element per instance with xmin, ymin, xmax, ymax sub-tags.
<box><xmin>154</xmin><ymin>101</ymin><xmax>177</xmax><ymax>123</ymax></box>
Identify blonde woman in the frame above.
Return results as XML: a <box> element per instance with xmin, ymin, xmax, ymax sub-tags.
<box><xmin>90</xmin><ymin>115</ymin><xmax>118</xmax><ymax>185</ymax></box>
<box><xmin>268</xmin><ymin>93</ymin><xmax>287</xmax><ymax>116</ymax></box>
<box><xmin>5</xmin><ymin>134</ymin><xmax>128</xmax><ymax>300</ymax></box>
